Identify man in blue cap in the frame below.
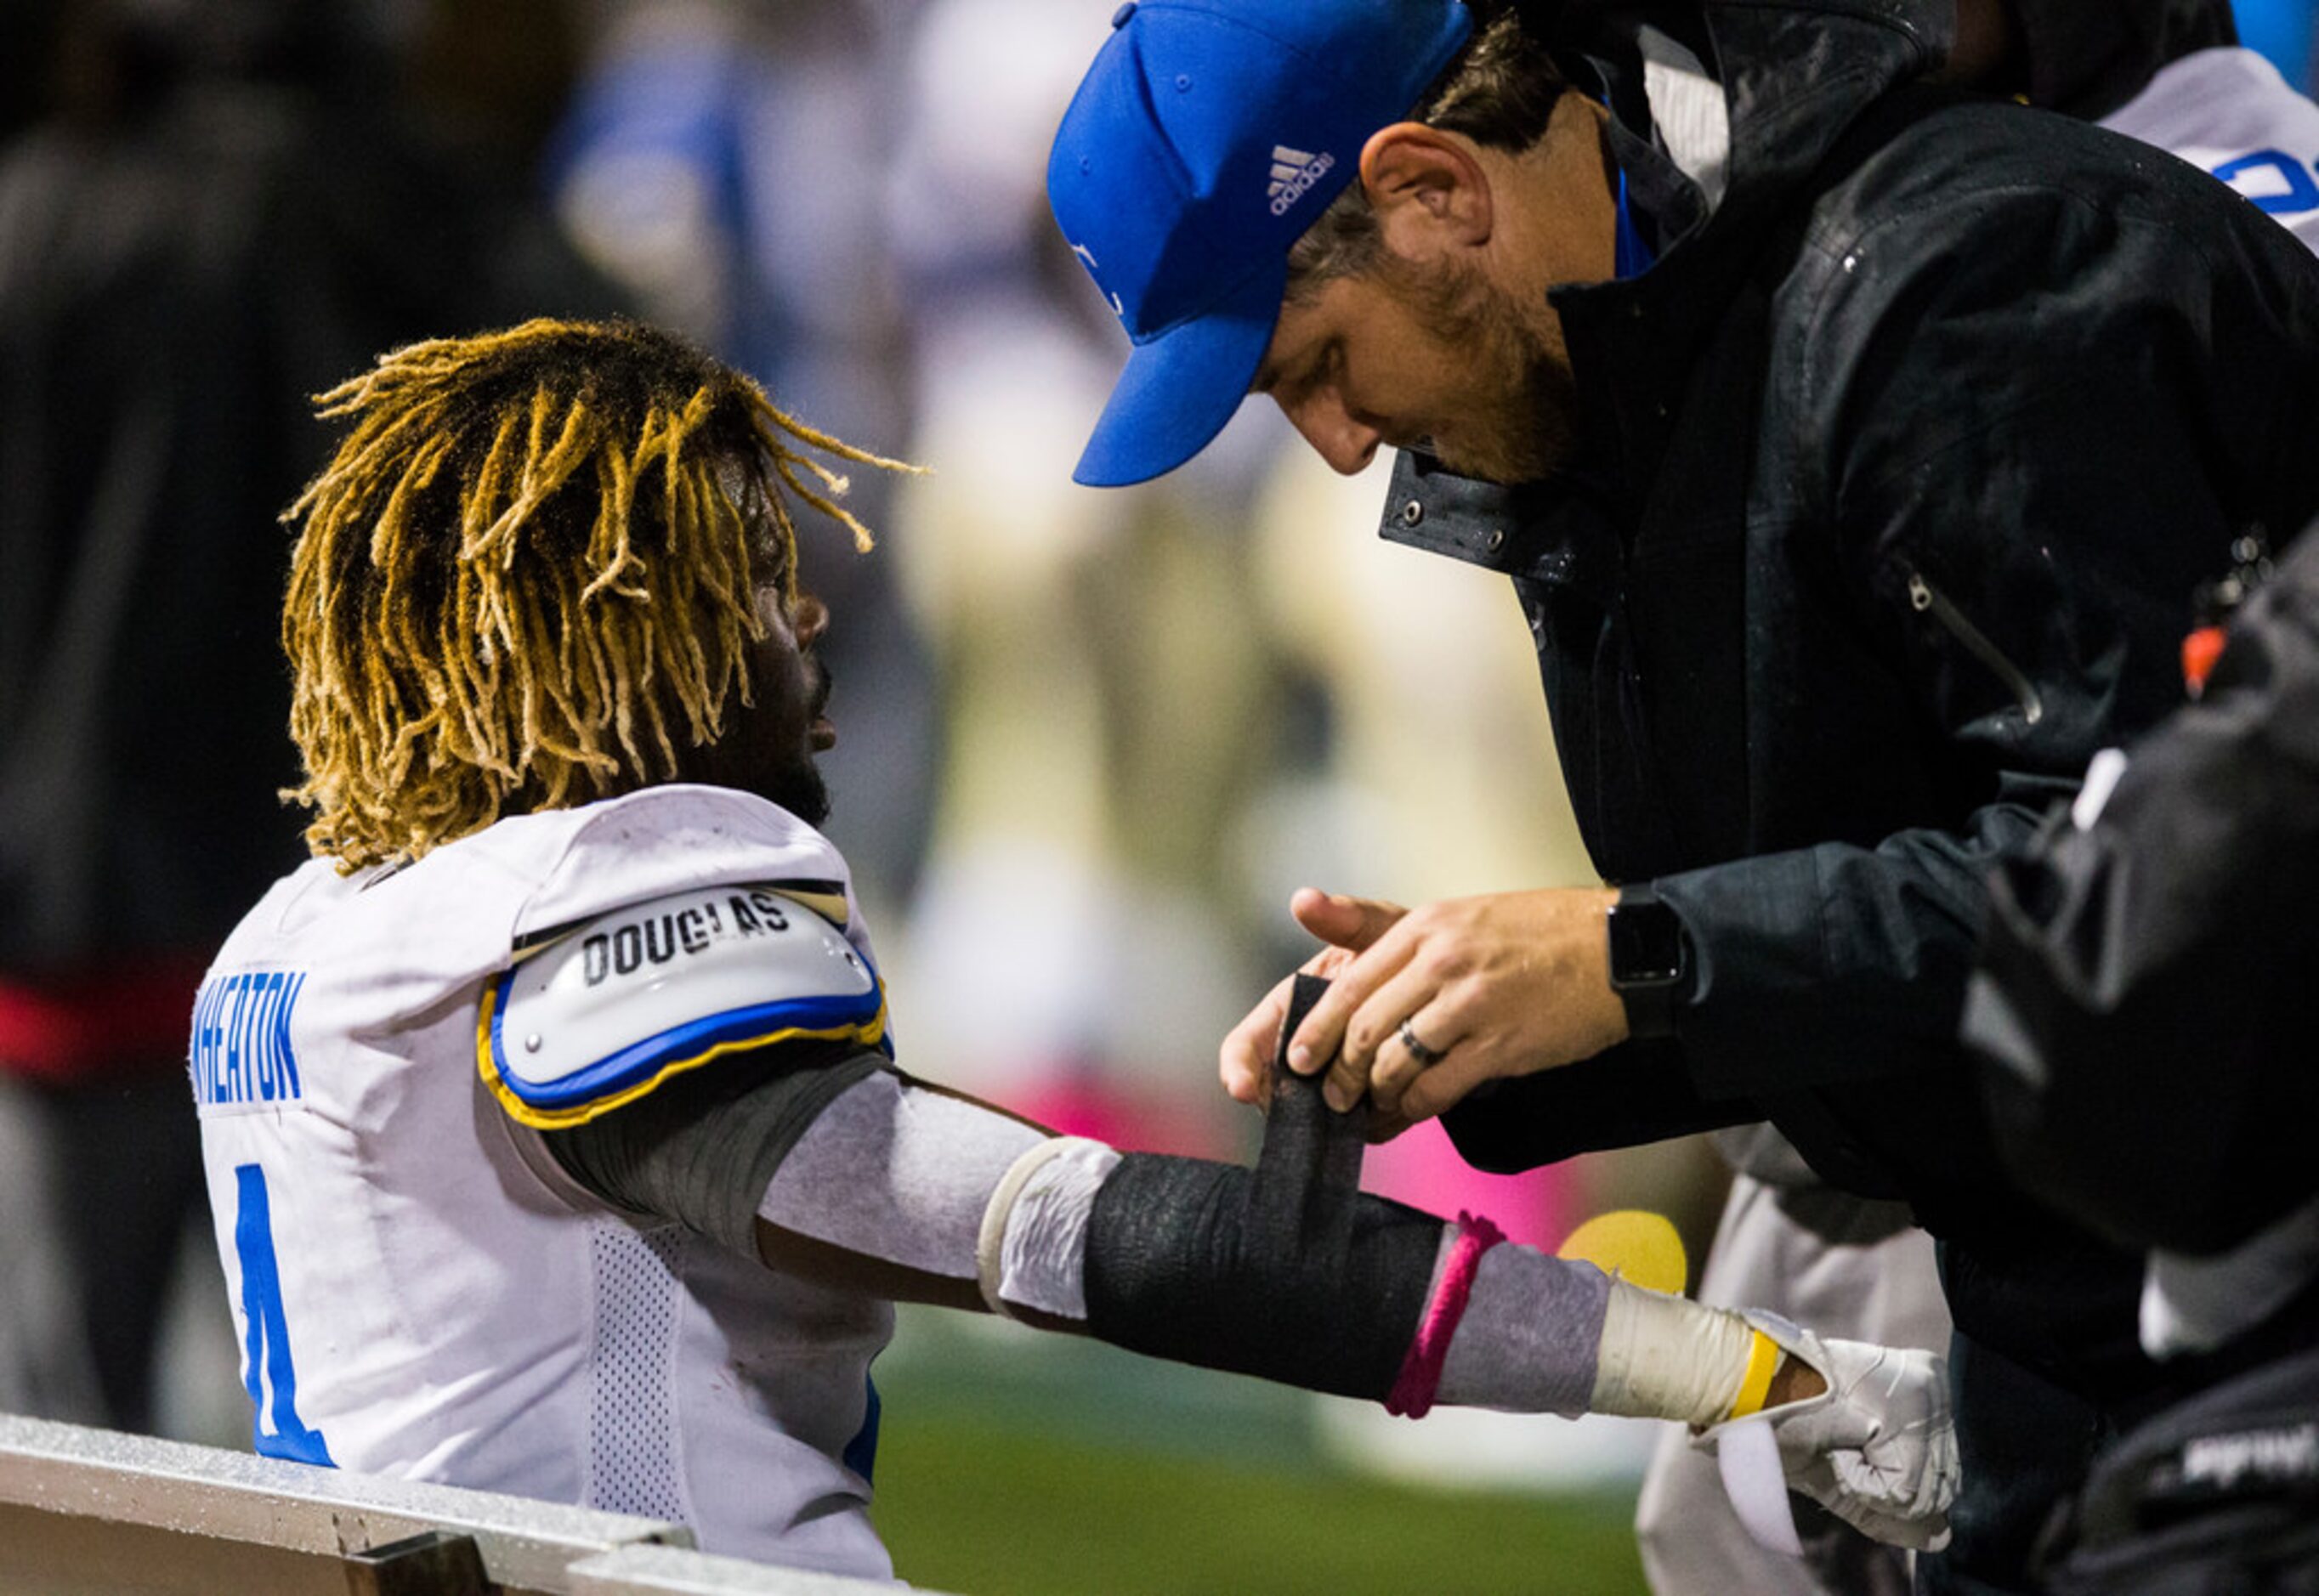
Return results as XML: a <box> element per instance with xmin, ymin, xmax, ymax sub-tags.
<box><xmin>1049</xmin><ymin>2</ymin><xmax>2319</xmax><ymax>1591</ymax></box>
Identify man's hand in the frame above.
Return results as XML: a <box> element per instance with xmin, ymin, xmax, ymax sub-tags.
<box><xmin>1224</xmin><ymin>885</ymin><xmax>1629</xmax><ymax>1125</ymax></box>
<box><xmin>1702</xmin><ymin>1311</ymin><xmax>1959</xmax><ymax>1552</ymax></box>
<box><xmin>1219</xmin><ymin>890</ymin><xmax>1406</xmax><ymax>1108</ymax></box>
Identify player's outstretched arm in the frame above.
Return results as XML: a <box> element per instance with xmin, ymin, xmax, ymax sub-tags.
<box><xmin>535</xmin><ymin>958</ymin><xmax>1953</xmax><ymax>1549</ymax></box>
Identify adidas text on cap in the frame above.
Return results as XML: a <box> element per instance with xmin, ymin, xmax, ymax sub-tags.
<box><xmin>1047</xmin><ymin>0</ymin><xmax>1474</xmax><ymax>488</ymax></box>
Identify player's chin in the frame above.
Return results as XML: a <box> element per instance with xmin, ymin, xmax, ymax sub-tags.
<box><xmin>763</xmin><ymin>758</ymin><xmax>832</xmax><ymax>828</ymax></box>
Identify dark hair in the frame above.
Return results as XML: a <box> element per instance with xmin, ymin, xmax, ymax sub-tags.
<box><xmin>1284</xmin><ymin>8</ymin><xmax>1568</xmax><ymax>303</ymax></box>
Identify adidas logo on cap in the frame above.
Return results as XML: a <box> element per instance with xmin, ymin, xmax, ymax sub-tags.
<box><xmin>1267</xmin><ymin>144</ymin><xmax>1337</xmax><ymax>217</ymax></box>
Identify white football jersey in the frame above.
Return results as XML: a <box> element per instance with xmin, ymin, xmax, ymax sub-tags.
<box><xmin>2102</xmin><ymin>46</ymin><xmax>2319</xmax><ymax>256</ymax></box>
<box><xmin>190</xmin><ymin>785</ymin><xmax>899</xmax><ymax>1579</ymax></box>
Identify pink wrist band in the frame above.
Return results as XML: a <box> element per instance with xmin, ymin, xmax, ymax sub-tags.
<box><xmin>1385</xmin><ymin>1212</ymin><xmax>1507</xmax><ymax>1418</ymax></box>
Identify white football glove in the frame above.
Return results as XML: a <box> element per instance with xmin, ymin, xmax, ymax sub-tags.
<box><xmin>1697</xmin><ymin>1310</ymin><xmax>1959</xmax><ymax>1552</ymax></box>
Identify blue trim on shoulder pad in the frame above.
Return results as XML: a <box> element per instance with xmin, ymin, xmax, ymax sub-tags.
<box><xmin>842</xmin><ymin>1372</ymin><xmax>882</xmax><ymax>1483</ymax></box>
<box><xmin>487</xmin><ymin>975</ymin><xmax>886</xmax><ymax>1113</ymax></box>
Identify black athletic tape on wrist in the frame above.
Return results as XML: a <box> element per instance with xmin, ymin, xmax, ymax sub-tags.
<box><xmin>1080</xmin><ymin>975</ymin><xmax>1444</xmax><ymax>1401</ymax></box>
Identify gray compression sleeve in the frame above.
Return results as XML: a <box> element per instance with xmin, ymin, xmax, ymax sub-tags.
<box><xmin>542</xmin><ymin>1040</ymin><xmax>885</xmax><ymax>1257</ymax></box>
<box><xmin>559</xmin><ymin>1049</ymin><xmax>1112</xmax><ymax>1306</ymax></box>
<box><xmin>1436</xmin><ymin>1239</ymin><xmax>1611</xmax><ymax>1417</ymax></box>
<box><xmin>755</xmin><ymin>1069</ymin><xmax>1055</xmax><ymax>1286</ymax></box>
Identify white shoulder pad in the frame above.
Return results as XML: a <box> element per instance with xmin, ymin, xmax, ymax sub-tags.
<box><xmin>479</xmin><ymin>884</ymin><xmax>886</xmax><ymax>1129</ymax></box>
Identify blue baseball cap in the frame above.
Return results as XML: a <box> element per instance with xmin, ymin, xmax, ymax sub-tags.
<box><xmin>1048</xmin><ymin>0</ymin><xmax>1474</xmax><ymax>488</ymax></box>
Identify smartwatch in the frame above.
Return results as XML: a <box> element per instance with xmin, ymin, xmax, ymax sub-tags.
<box><xmin>1607</xmin><ymin>885</ymin><xmax>1687</xmax><ymax>1040</ymax></box>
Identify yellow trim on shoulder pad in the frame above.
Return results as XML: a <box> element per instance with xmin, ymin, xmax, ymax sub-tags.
<box><xmin>473</xmin><ymin>977</ymin><xmax>888</xmax><ymax>1132</ymax></box>
<box><xmin>1726</xmin><ymin>1329</ymin><xmax>1783</xmax><ymax>1421</ymax></box>
<box><xmin>768</xmin><ymin>886</ymin><xmax>850</xmax><ymax>929</ymax></box>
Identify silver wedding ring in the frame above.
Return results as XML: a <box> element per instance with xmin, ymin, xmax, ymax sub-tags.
<box><xmin>1398</xmin><ymin>1016</ymin><xmax>1446</xmax><ymax>1067</ymax></box>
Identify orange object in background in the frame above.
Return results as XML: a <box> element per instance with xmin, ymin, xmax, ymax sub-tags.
<box><xmin>2182</xmin><ymin>624</ymin><xmax>2230</xmax><ymax>698</ymax></box>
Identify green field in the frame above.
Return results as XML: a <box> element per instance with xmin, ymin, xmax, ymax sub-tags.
<box><xmin>868</xmin><ymin>1308</ymin><xmax>1653</xmax><ymax>1596</ymax></box>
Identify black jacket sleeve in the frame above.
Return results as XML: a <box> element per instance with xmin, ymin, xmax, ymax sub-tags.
<box><xmin>1442</xmin><ymin>1041</ymin><xmax>1754</xmax><ymax>1174</ymax></box>
<box><xmin>1966</xmin><ymin>522</ymin><xmax>2319</xmax><ymax>1256</ymax></box>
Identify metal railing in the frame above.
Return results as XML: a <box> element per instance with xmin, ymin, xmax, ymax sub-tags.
<box><xmin>0</xmin><ymin>1414</ymin><xmax>938</xmax><ymax>1596</ymax></box>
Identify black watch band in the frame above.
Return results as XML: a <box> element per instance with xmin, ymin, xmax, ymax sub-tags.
<box><xmin>1606</xmin><ymin>886</ymin><xmax>1687</xmax><ymax>1041</ymax></box>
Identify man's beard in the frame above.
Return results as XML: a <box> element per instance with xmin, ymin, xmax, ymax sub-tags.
<box><xmin>684</xmin><ymin>664</ymin><xmax>835</xmax><ymax>828</ymax></box>
<box><xmin>688</xmin><ymin>729</ymin><xmax>832</xmax><ymax>827</ymax></box>
<box><xmin>762</xmin><ymin>758</ymin><xmax>832</xmax><ymax>829</ymax></box>
<box><xmin>1378</xmin><ymin>250</ymin><xmax>1576</xmax><ymax>484</ymax></box>
<box><xmin>764</xmin><ymin>658</ymin><xmax>834</xmax><ymax>827</ymax></box>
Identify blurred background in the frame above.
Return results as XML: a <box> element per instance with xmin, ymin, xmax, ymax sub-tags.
<box><xmin>2</xmin><ymin>3</ymin><xmax>2314</xmax><ymax>1592</ymax></box>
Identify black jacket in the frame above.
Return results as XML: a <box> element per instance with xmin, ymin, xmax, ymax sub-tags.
<box><xmin>1381</xmin><ymin>0</ymin><xmax>2319</xmax><ymax>1418</ymax></box>
<box><xmin>2010</xmin><ymin>0</ymin><xmax>2236</xmax><ymax>117</ymax></box>
<box><xmin>1970</xmin><ymin>517</ymin><xmax>2319</xmax><ymax>1258</ymax></box>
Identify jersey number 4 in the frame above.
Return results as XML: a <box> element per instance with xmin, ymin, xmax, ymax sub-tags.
<box><xmin>232</xmin><ymin>1163</ymin><xmax>335</xmax><ymax>1467</ymax></box>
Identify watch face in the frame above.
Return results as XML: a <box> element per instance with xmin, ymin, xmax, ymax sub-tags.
<box><xmin>1609</xmin><ymin>900</ymin><xmax>1684</xmax><ymax>987</ymax></box>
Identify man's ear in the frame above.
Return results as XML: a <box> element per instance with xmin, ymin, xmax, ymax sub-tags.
<box><xmin>1358</xmin><ymin>122</ymin><xmax>1492</xmax><ymax>258</ymax></box>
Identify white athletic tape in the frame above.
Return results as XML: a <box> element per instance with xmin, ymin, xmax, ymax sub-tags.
<box><xmin>996</xmin><ymin>1138</ymin><xmax>1120</xmax><ymax>1321</ymax></box>
<box><xmin>1717</xmin><ymin>1417</ymin><xmax>1805</xmax><ymax>1556</ymax></box>
<box><xmin>1589</xmin><ymin>1278</ymin><xmax>1754</xmax><ymax>1427</ymax></box>
<box><xmin>976</xmin><ymin>1137</ymin><xmax>1102</xmax><ymax>1318</ymax></box>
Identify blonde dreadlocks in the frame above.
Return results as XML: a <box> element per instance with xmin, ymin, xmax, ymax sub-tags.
<box><xmin>282</xmin><ymin>318</ymin><xmax>913</xmax><ymax>869</ymax></box>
